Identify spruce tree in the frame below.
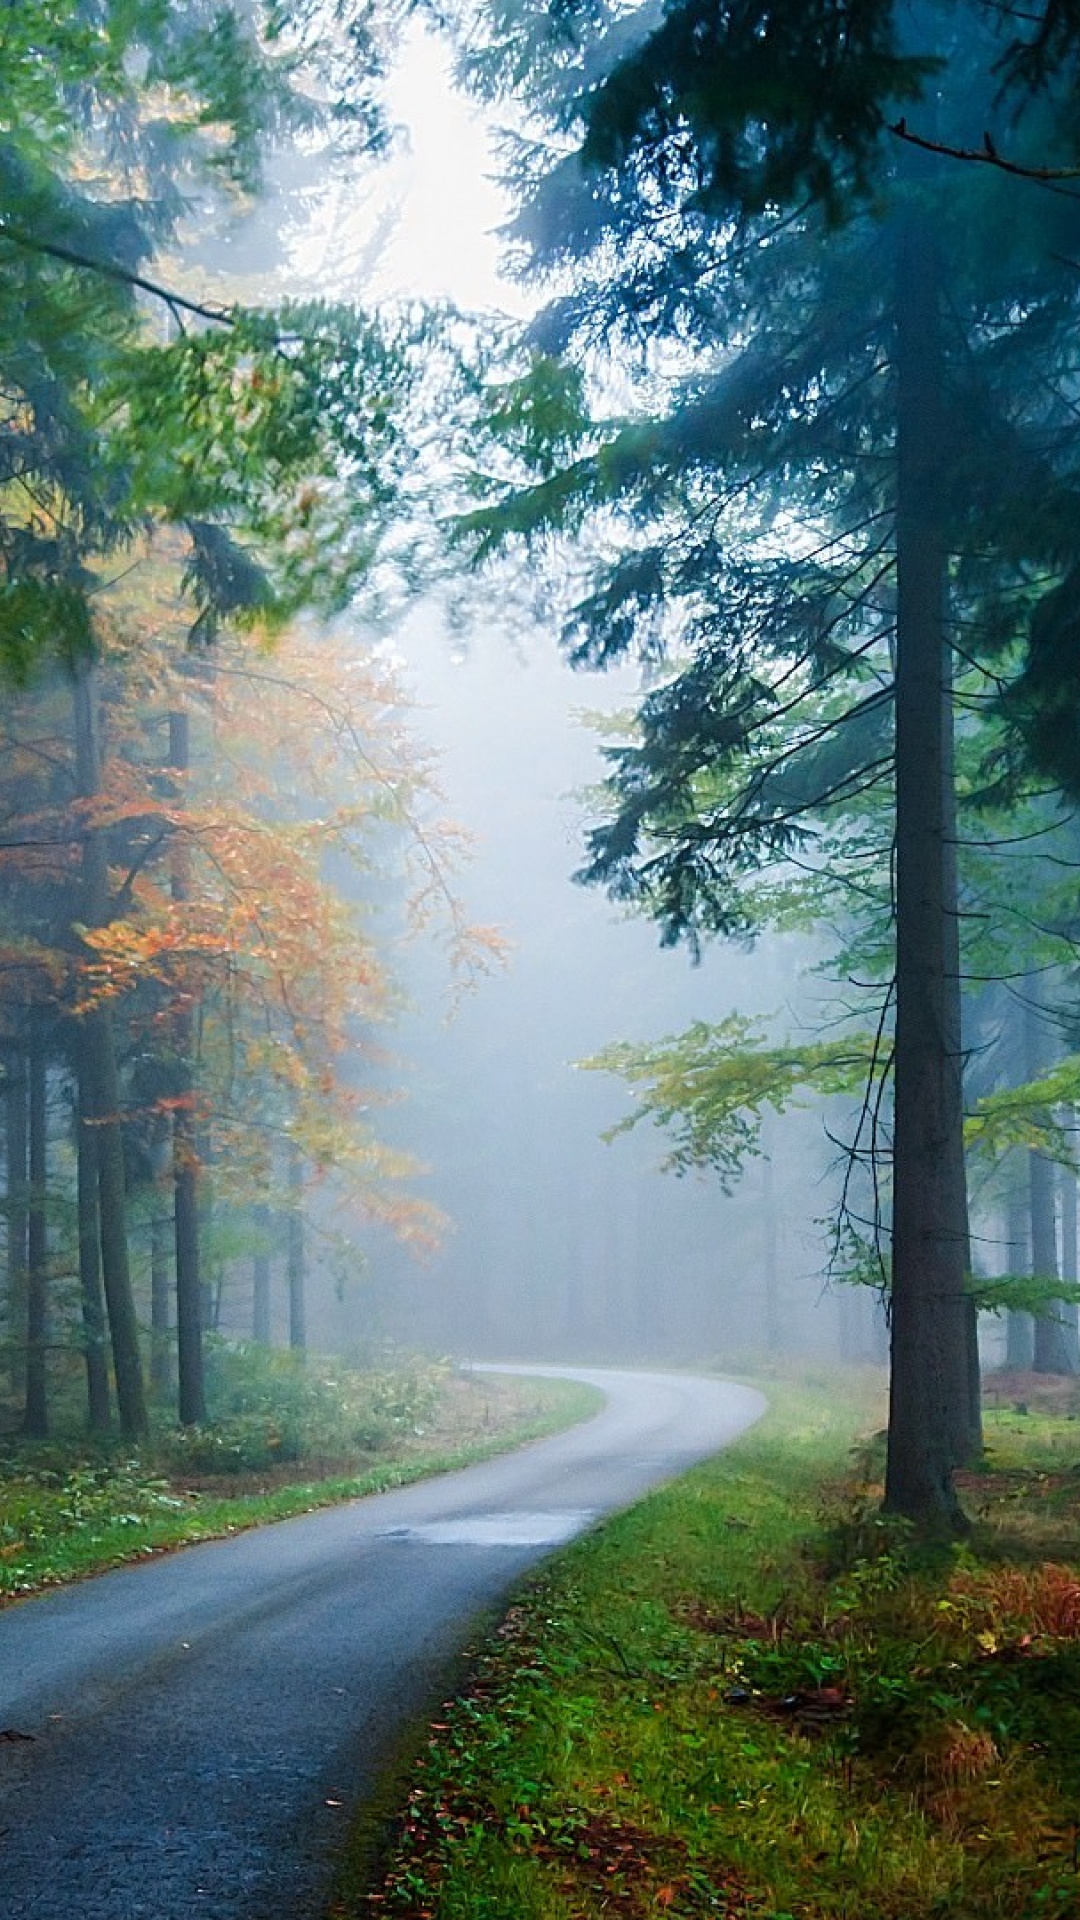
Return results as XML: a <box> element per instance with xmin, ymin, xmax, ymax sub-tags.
<box><xmin>457</xmin><ymin>0</ymin><xmax>1080</xmax><ymax>1530</ymax></box>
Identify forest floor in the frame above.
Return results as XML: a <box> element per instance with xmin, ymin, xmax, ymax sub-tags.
<box><xmin>350</xmin><ymin>1364</ymin><xmax>1080</xmax><ymax>1920</ymax></box>
<box><xmin>0</xmin><ymin>1364</ymin><xmax>602</xmax><ymax>1602</ymax></box>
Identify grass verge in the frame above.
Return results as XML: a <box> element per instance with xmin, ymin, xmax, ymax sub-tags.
<box><xmin>0</xmin><ymin>1369</ymin><xmax>602</xmax><ymax>1602</ymax></box>
<box><xmin>351</xmin><ymin>1367</ymin><xmax>1080</xmax><ymax>1920</ymax></box>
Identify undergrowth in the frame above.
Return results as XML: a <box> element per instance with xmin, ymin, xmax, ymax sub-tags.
<box><xmin>0</xmin><ymin>1363</ymin><xmax>602</xmax><ymax>1599</ymax></box>
<box><xmin>352</xmin><ymin>1371</ymin><xmax>1080</xmax><ymax>1920</ymax></box>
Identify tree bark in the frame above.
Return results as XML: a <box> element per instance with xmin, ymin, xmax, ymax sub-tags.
<box><xmin>73</xmin><ymin>658</ymin><xmax>147</xmax><ymax>1438</ymax></box>
<box><xmin>22</xmin><ymin>1017</ymin><xmax>48</xmax><ymax>1438</ymax></box>
<box><xmin>884</xmin><ymin>213</ymin><xmax>970</xmax><ymax>1532</ymax></box>
<box><xmin>942</xmin><ymin>643</ymin><xmax>981</xmax><ymax>1465</ymax></box>
<box><xmin>76</xmin><ymin>1076</ymin><xmax>111</xmax><ymax>1431</ymax></box>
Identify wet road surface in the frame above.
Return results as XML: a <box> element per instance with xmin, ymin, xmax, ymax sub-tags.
<box><xmin>0</xmin><ymin>1367</ymin><xmax>764</xmax><ymax>1920</ymax></box>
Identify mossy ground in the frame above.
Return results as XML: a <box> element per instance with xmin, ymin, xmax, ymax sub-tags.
<box><xmin>351</xmin><ymin>1366</ymin><xmax>1080</xmax><ymax>1920</ymax></box>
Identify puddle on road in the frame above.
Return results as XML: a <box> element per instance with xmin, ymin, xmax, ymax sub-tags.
<box><xmin>377</xmin><ymin>1510</ymin><xmax>595</xmax><ymax>1547</ymax></box>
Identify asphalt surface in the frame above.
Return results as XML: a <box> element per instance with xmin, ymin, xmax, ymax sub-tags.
<box><xmin>0</xmin><ymin>1366</ymin><xmax>764</xmax><ymax>1920</ymax></box>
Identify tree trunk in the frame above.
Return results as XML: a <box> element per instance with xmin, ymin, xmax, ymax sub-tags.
<box><xmin>1029</xmin><ymin>1145</ymin><xmax>1070</xmax><ymax>1370</ymax></box>
<box><xmin>76</xmin><ymin>1070</ymin><xmax>111</xmax><ymax>1431</ymax></box>
<box><xmin>169</xmin><ymin>705</ymin><xmax>206</xmax><ymax>1426</ymax></box>
<box><xmin>252</xmin><ymin>1203</ymin><xmax>272</xmax><ymax>1345</ymax></box>
<box><xmin>81</xmin><ymin>1013</ymin><xmax>147</xmax><ymax>1436</ymax></box>
<box><xmin>174</xmin><ymin>1114</ymin><xmax>204</xmax><ymax>1423</ymax></box>
<box><xmin>73</xmin><ymin>658</ymin><xmax>147</xmax><ymax>1439</ymax></box>
<box><xmin>1005</xmin><ymin>1158</ymin><xmax>1034</xmax><ymax>1369</ymax></box>
<box><xmin>942</xmin><ymin>644</ymin><xmax>981</xmax><ymax>1465</ymax></box>
<box><xmin>287</xmin><ymin>1141</ymin><xmax>306</xmax><ymax>1354</ymax></box>
<box><xmin>197</xmin><ymin>1120</ymin><xmax>218</xmax><ymax>1334</ymax></box>
<box><xmin>149</xmin><ymin>1136</ymin><xmax>172</xmax><ymax>1401</ymax></box>
<box><xmin>884</xmin><ymin>213</ymin><xmax>970</xmax><ymax>1532</ymax></box>
<box><xmin>5</xmin><ymin>1040</ymin><xmax>27</xmax><ymax>1397</ymax></box>
<box><xmin>22</xmin><ymin>1018</ymin><xmax>48</xmax><ymax>1438</ymax></box>
<box><xmin>1059</xmin><ymin>1135</ymin><xmax>1080</xmax><ymax>1370</ymax></box>
<box><xmin>1025</xmin><ymin>994</ymin><xmax>1076</xmax><ymax>1374</ymax></box>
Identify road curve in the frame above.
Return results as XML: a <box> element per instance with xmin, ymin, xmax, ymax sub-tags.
<box><xmin>0</xmin><ymin>1367</ymin><xmax>764</xmax><ymax>1920</ymax></box>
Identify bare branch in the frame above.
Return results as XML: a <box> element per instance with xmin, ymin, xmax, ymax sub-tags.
<box><xmin>889</xmin><ymin>118</ymin><xmax>1080</xmax><ymax>188</ymax></box>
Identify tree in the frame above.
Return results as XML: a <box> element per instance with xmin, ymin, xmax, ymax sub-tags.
<box><xmin>454</xmin><ymin>0</ymin><xmax>1080</xmax><ymax>1530</ymax></box>
<box><xmin>0</xmin><ymin>1</ymin><xmax>474</xmax><ymax>1430</ymax></box>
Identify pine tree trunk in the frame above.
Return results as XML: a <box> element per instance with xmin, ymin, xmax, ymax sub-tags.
<box><xmin>5</xmin><ymin>1040</ymin><xmax>27</xmax><ymax>1397</ymax></box>
<box><xmin>73</xmin><ymin>659</ymin><xmax>147</xmax><ymax>1439</ymax></box>
<box><xmin>76</xmin><ymin>1072</ymin><xmax>111</xmax><ymax>1431</ymax></box>
<box><xmin>884</xmin><ymin>213</ymin><xmax>970</xmax><ymax>1532</ymax></box>
<box><xmin>287</xmin><ymin>1141</ymin><xmax>306</xmax><ymax>1354</ymax></box>
<box><xmin>23</xmin><ymin>1018</ymin><xmax>48</xmax><ymax>1438</ymax></box>
<box><xmin>942</xmin><ymin>647</ymin><xmax>981</xmax><ymax>1465</ymax></box>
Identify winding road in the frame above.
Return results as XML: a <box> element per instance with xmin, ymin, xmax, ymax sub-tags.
<box><xmin>0</xmin><ymin>1367</ymin><xmax>764</xmax><ymax>1920</ymax></box>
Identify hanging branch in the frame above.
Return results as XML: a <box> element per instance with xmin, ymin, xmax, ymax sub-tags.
<box><xmin>0</xmin><ymin>222</ymin><xmax>234</xmax><ymax>329</ymax></box>
<box><xmin>889</xmin><ymin>119</ymin><xmax>1080</xmax><ymax>184</ymax></box>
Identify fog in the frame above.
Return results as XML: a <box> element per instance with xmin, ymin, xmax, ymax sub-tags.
<box><xmin>301</xmin><ymin>611</ymin><xmax>867</xmax><ymax>1362</ymax></box>
<box><xmin>270</xmin><ymin>29</ymin><xmax>882</xmax><ymax>1368</ymax></box>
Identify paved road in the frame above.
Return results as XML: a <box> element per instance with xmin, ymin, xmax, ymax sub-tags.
<box><xmin>0</xmin><ymin>1367</ymin><xmax>764</xmax><ymax>1920</ymax></box>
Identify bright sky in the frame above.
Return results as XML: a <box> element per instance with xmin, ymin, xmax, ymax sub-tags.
<box><xmin>302</xmin><ymin>24</ymin><xmax>529</xmax><ymax>316</ymax></box>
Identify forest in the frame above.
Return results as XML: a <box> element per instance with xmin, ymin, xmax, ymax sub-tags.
<box><xmin>5</xmin><ymin>0</ymin><xmax>1080</xmax><ymax>1528</ymax></box>
<box><xmin>6</xmin><ymin>4</ymin><xmax>1080</xmax><ymax>1918</ymax></box>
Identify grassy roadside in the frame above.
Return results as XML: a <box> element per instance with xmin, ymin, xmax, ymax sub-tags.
<box><xmin>351</xmin><ymin>1368</ymin><xmax>1080</xmax><ymax>1920</ymax></box>
<box><xmin>0</xmin><ymin>1370</ymin><xmax>602</xmax><ymax>1602</ymax></box>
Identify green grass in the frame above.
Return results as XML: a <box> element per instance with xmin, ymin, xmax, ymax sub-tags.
<box><xmin>352</xmin><ymin>1368</ymin><xmax>1080</xmax><ymax>1920</ymax></box>
<box><xmin>0</xmin><ymin>1370</ymin><xmax>603</xmax><ymax>1600</ymax></box>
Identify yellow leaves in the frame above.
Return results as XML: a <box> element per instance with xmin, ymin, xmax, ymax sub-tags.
<box><xmin>73</xmin><ymin>914</ymin><xmax>232</xmax><ymax>1009</ymax></box>
<box><xmin>0</xmin><ymin>540</ymin><xmax>495</xmax><ymax>1241</ymax></box>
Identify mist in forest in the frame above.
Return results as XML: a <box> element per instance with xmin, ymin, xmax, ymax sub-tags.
<box><xmin>199</xmin><ymin>27</ymin><xmax>883</xmax><ymax>1372</ymax></box>
<box><xmin>298</xmin><ymin>609</ymin><xmax>880</xmax><ymax>1368</ymax></box>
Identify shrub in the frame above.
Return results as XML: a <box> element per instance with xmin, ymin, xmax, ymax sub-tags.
<box><xmin>153</xmin><ymin>1343</ymin><xmax>450</xmax><ymax>1473</ymax></box>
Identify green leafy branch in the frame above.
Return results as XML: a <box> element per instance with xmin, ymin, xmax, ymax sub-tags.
<box><xmin>579</xmin><ymin>1015</ymin><xmax>879</xmax><ymax>1191</ymax></box>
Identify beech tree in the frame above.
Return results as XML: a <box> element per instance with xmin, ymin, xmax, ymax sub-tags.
<box><xmin>453</xmin><ymin>0</ymin><xmax>1080</xmax><ymax>1531</ymax></box>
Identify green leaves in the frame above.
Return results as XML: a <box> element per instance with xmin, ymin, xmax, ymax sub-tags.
<box><xmin>581</xmin><ymin>1017</ymin><xmax>878</xmax><ymax>1188</ymax></box>
<box><xmin>0</xmin><ymin>3</ymin><xmax>434</xmax><ymax>679</ymax></box>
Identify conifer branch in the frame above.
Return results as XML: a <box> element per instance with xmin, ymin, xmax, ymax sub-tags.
<box><xmin>0</xmin><ymin>222</ymin><xmax>235</xmax><ymax>327</ymax></box>
<box><xmin>889</xmin><ymin>118</ymin><xmax>1080</xmax><ymax>185</ymax></box>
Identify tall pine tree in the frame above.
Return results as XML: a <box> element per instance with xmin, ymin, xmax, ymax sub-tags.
<box><xmin>456</xmin><ymin>0</ymin><xmax>1080</xmax><ymax>1530</ymax></box>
